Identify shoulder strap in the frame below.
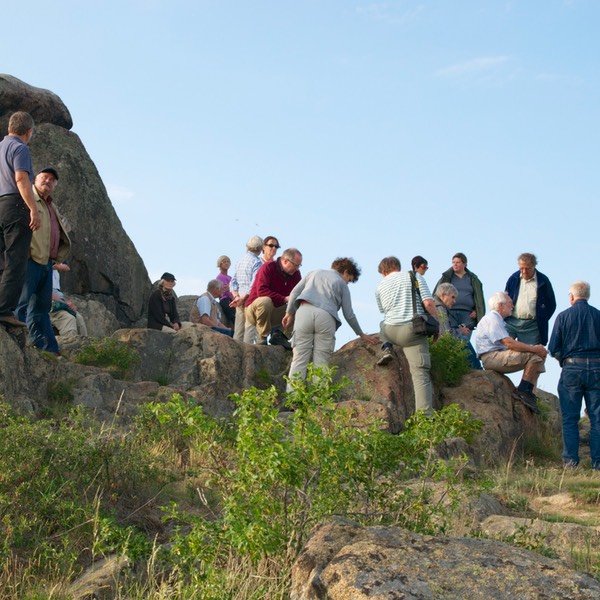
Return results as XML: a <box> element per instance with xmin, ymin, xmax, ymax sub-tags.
<box><xmin>409</xmin><ymin>271</ymin><xmax>418</xmax><ymax>316</ymax></box>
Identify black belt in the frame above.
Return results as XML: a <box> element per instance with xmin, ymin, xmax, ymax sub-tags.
<box><xmin>0</xmin><ymin>193</ymin><xmax>20</xmax><ymax>199</ymax></box>
<box><xmin>564</xmin><ymin>357</ymin><xmax>600</xmax><ymax>364</ymax></box>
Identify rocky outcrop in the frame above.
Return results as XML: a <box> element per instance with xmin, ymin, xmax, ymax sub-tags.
<box><xmin>481</xmin><ymin>514</ymin><xmax>600</xmax><ymax>565</ymax></box>
<box><xmin>0</xmin><ymin>74</ymin><xmax>150</xmax><ymax>325</ymax></box>
<box><xmin>290</xmin><ymin>518</ymin><xmax>600</xmax><ymax>599</ymax></box>
<box><xmin>0</xmin><ymin>324</ymin><xmax>290</xmax><ymax>423</ymax></box>
<box><xmin>332</xmin><ymin>339</ymin><xmax>544</xmax><ymax>464</ymax></box>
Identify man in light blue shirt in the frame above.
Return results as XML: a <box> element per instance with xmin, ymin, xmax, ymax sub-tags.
<box><xmin>476</xmin><ymin>291</ymin><xmax>547</xmax><ymax>412</ymax></box>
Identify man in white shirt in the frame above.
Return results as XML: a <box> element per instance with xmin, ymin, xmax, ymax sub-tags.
<box><xmin>191</xmin><ymin>279</ymin><xmax>233</xmax><ymax>336</ymax></box>
<box><xmin>476</xmin><ymin>291</ymin><xmax>547</xmax><ymax>412</ymax></box>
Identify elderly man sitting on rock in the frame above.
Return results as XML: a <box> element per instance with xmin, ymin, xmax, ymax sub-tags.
<box><xmin>190</xmin><ymin>279</ymin><xmax>233</xmax><ymax>337</ymax></box>
<box><xmin>476</xmin><ymin>291</ymin><xmax>547</xmax><ymax>413</ymax></box>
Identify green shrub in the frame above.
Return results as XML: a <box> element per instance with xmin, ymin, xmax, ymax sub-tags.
<box><xmin>429</xmin><ymin>332</ymin><xmax>472</xmax><ymax>386</ymax></box>
<box><xmin>74</xmin><ymin>337</ymin><xmax>140</xmax><ymax>378</ymax></box>
<box><xmin>0</xmin><ymin>402</ymin><xmax>157</xmax><ymax>577</ymax></box>
<box><xmin>161</xmin><ymin>366</ymin><xmax>485</xmax><ymax>584</ymax></box>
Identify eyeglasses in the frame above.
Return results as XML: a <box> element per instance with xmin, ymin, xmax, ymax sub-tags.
<box><xmin>285</xmin><ymin>258</ymin><xmax>302</xmax><ymax>268</ymax></box>
<box><xmin>265</xmin><ymin>243</ymin><xmax>280</xmax><ymax>249</ymax></box>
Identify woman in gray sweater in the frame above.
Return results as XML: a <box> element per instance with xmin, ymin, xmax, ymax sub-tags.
<box><xmin>282</xmin><ymin>257</ymin><xmax>377</xmax><ymax>389</ymax></box>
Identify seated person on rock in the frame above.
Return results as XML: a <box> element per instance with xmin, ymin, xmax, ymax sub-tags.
<box><xmin>50</xmin><ymin>262</ymin><xmax>87</xmax><ymax>337</ymax></box>
<box><xmin>434</xmin><ymin>283</ymin><xmax>481</xmax><ymax>370</ymax></box>
<box><xmin>216</xmin><ymin>255</ymin><xmax>235</xmax><ymax>328</ymax></box>
<box><xmin>147</xmin><ymin>272</ymin><xmax>191</xmax><ymax>333</ymax></box>
<box><xmin>476</xmin><ymin>291</ymin><xmax>547</xmax><ymax>413</ymax></box>
<box><xmin>190</xmin><ymin>279</ymin><xmax>233</xmax><ymax>336</ymax></box>
<box><xmin>245</xmin><ymin>247</ymin><xmax>302</xmax><ymax>348</ymax></box>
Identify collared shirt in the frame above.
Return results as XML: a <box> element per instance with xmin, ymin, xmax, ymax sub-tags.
<box><xmin>43</xmin><ymin>195</ymin><xmax>61</xmax><ymax>260</ymax></box>
<box><xmin>197</xmin><ymin>291</ymin><xmax>222</xmax><ymax>324</ymax></box>
<box><xmin>475</xmin><ymin>310</ymin><xmax>510</xmax><ymax>355</ymax></box>
<box><xmin>513</xmin><ymin>272</ymin><xmax>537</xmax><ymax>319</ymax></box>
<box><xmin>0</xmin><ymin>135</ymin><xmax>33</xmax><ymax>196</ymax></box>
<box><xmin>230</xmin><ymin>251</ymin><xmax>262</xmax><ymax>295</ymax></box>
<box><xmin>376</xmin><ymin>271</ymin><xmax>432</xmax><ymax>325</ymax></box>
<box><xmin>549</xmin><ymin>299</ymin><xmax>600</xmax><ymax>363</ymax></box>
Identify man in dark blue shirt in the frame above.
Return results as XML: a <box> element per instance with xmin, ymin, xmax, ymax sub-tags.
<box><xmin>549</xmin><ymin>281</ymin><xmax>600</xmax><ymax>470</ymax></box>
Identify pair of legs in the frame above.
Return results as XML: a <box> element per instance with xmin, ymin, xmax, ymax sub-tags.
<box><xmin>0</xmin><ymin>195</ymin><xmax>32</xmax><ymax>319</ymax></box>
<box><xmin>245</xmin><ymin>297</ymin><xmax>288</xmax><ymax>341</ymax></box>
<box><xmin>558</xmin><ymin>363</ymin><xmax>600</xmax><ymax>469</ymax></box>
<box><xmin>17</xmin><ymin>259</ymin><xmax>59</xmax><ymax>353</ymax></box>
<box><xmin>480</xmin><ymin>349</ymin><xmax>545</xmax><ymax>388</ymax></box>
<box><xmin>51</xmin><ymin>309</ymin><xmax>88</xmax><ymax>337</ymax></box>
<box><xmin>381</xmin><ymin>321</ymin><xmax>433</xmax><ymax>412</ymax></box>
<box><xmin>287</xmin><ymin>304</ymin><xmax>336</xmax><ymax>390</ymax></box>
<box><xmin>233</xmin><ymin>303</ymin><xmax>256</xmax><ymax>344</ymax></box>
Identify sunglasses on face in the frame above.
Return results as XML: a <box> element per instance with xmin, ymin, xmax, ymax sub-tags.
<box><xmin>265</xmin><ymin>244</ymin><xmax>280</xmax><ymax>249</ymax></box>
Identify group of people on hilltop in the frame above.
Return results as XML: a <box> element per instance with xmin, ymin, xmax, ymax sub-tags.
<box><xmin>377</xmin><ymin>251</ymin><xmax>600</xmax><ymax>472</ymax></box>
<box><xmin>148</xmin><ymin>245</ymin><xmax>600</xmax><ymax>472</ymax></box>
<box><xmin>0</xmin><ymin>111</ymin><xmax>86</xmax><ymax>357</ymax></box>
<box><xmin>3</xmin><ymin>111</ymin><xmax>596</xmax><ymax>472</ymax></box>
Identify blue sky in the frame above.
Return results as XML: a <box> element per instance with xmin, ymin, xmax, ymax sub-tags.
<box><xmin>4</xmin><ymin>0</ymin><xmax>599</xmax><ymax>393</ymax></box>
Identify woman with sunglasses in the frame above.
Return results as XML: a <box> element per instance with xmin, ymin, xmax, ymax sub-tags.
<box><xmin>261</xmin><ymin>236</ymin><xmax>280</xmax><ymax>263</ymax></box>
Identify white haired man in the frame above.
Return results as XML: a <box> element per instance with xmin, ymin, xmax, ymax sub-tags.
<box><xmin>191</xmin><ymin>279</ymin><xmax>233</xmax><ymax>336</ymax></box>
<box><xmin>549</xmin><ymin>281</ymin><xmax>600</xmax><ymax>470</ymax></box>
<box><xmin>229</xmin><ymin>235</ymin><xmax>263</xmax><ymax>343</ymax></box>
<box><xmin>476</xmin><ymin>291</ymin><xmax>547</xmax><ymax>413</ymax></box>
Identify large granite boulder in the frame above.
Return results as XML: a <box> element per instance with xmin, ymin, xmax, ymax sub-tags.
<box><xmin>0</xmin><ymin>74</ymin><xmax>150</xmax><ymax>325</ymax></box>
<box><xmin>290</xmin><ymin>517</ymin><xmax>600</xmax><ymax>599</ymax></box>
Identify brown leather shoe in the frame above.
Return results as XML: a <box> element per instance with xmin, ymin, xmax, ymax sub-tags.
<box><xmin>0</xmin><ymin>315</ymin><xmax>27</xmax><ymax>327</ymax></box>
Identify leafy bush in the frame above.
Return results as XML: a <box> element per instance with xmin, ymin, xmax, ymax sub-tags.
<box><xmin>74</xmin><ymin>337</ymin><xmax>140</xmax><ymax>378</ymax></box>
<box><xmin>429</xmin><ymin>332</ymin><xmax>472</xmax><ymax>386</ymax></box>
<box><xmin>157</xmin><ymin>366</ymin><xmax>484</xmax><ymax>587</ymax></box>
<box><xmin>0</xmin><ymin>402</ymin><xmax>157</xmax><ymax>578</ymax></box>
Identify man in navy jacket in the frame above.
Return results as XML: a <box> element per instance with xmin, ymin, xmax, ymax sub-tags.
<box><xmin>505</xmin><ymin>253</ymin><xmax>556</xmax><ymax>346</ymax></box>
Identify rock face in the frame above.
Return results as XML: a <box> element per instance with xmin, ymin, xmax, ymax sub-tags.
<box><xmin>0</xmin><ymin>74</ymin><xmax>150</xmax><ymax>324</ymax></box>
<box><xmin>290</xmin><ymin>518</ymin><xmax>600</xmax><ymax>600</ymax></box>
<box><xmin>0</xmin><ymin>324</ymin><xmax>290</xmax><ymax>423</ymax></box>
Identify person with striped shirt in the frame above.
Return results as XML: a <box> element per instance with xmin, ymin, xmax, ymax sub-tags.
<box><xmin>376</xmin><ymin>256</ymin><xmax>438</xmax><ymax>413</ymax></box>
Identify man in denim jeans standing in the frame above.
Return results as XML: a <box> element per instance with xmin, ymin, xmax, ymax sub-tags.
<box><xmin>549</xmin><ymin>281</ymin><xmax>600</xmax><ymax>470</ymax></box>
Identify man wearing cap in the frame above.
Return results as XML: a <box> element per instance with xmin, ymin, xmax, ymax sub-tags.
<box><xmin>17</xmin><ymin>167</ymin><xmax>71</xmax><ymax>353</ymax></box>
<box><xmin>0</xmin><ymin>111</ymin><xmax>41</xmax><ymax>327</ymax></box>
<box><xmin>147</xmin><ymin>272</ymin><xmax>186</xmax><ymax>332</ymax></box>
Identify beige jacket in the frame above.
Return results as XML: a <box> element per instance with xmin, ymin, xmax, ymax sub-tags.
<box><xmin>30</xmin><ymin>185</ymin><xmax>71</xmax><ymax>265</ymax></box>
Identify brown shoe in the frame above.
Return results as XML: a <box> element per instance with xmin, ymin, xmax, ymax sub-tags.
<box><xmin>0</xmin><ymin>315</ymin><xmax>27</xmax><ymax>327</ymax></box>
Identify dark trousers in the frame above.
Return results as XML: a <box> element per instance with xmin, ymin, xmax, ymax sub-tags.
<box><xmin>558</xmin><ymin>363</ymin><xmax>600</xmax><ymax>469</ymax></box>
<box><xmin>0</xmin><ymin>194</ymin><xmax>32</xmax><ymax>317</ymax></box>
<box><xmin>17</xmin><ymin>258</ymin><xmax>59</xmax><ymax>353</ymax></box>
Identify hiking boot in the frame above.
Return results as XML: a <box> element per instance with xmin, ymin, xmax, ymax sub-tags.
<box><xmin>377</xmin><ymin>347</ymin><xmax>394</xmax><ymax>366</ymax></box>
<box><xmin>270</xmin><ymin>330</ymin><xmax>292</xmax><ymax>351</ymax></box>
<box><xmin>512</xmin><ymin>389</ymin><xmax>541</xmax><ymax>415</ymax></box>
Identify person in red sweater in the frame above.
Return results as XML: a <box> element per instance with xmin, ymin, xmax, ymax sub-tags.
<box><xmin>245</xmin><ymin>248</ymin><xmax>302</xmax><ymax>348</ymax></box>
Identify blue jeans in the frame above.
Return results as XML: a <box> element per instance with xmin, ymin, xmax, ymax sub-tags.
<box><xmin>16</xmin><ymin>259</ymin><xmax>59</xmax><ymax>353</ymax></box>
<box><xmin>557</xmin><ymin>363</ymin><xmax>600</xmax><ymax>468</ymax></box>
<box><xmin>0</xmin><ymin>194</ymin><xmax>32</xmax><ymax>316</ymax></box>
<box><xmin>457</xmin><ymin>334</ymin><xmax>482</xmax><ymax>370</ymax></box>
